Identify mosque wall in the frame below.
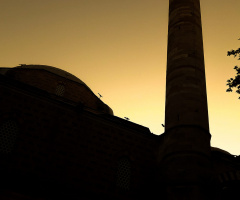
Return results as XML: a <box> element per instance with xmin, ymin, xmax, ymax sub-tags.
<box><xmin>0</xmin><ymin>74</ymin><xmax>159</xmax><ymax>199</ymax></box>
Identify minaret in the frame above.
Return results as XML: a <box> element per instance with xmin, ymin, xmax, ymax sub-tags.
<box><xmin>162</xmin><ymin>0</ymin><xmax>212</xmax><ymax>199</ymax></box>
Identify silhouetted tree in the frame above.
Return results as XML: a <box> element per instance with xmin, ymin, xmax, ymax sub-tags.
<box><xmin>226</xmin><ymin>38</ymin><xmax>240</xmax><ymax>99</ymax></box>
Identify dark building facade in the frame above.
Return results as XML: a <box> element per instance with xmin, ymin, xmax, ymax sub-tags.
<box><xmin>0</xmin><ymin>65</ymin><xmax>160</xmax><ymax>200</ymax></box>
<box><xmin>0</xmin><ymin>0</ymin><xmax>239</xmax><ymax>199</ymax></box>
<box><xmin>0</xmin><ymin>65</ymin><xmax>239</xmax><ymax>200</ymax></box>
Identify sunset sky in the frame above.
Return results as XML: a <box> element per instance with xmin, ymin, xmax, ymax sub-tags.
<box><xmin>1</xmin><ymin>0</ymin><xmax>239</xmax><ymax>155</ymax></box>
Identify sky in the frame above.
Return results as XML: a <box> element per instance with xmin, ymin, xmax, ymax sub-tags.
<box><xmin>0</xmin><ymin>0</ymin><xmax>239</xmax><ymax>155</ymax></box>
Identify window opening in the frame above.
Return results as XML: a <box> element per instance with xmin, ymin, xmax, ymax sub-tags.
<box><xmin>55</xmin><ymin>84</ymin><xmax>65</xmax><ymax>96</ymax></box>
<box><xmin>0</xmin><ymin>119</ymin><xmax>18</xmax><ymax>153</ymax></box>
<box><xmin>116</xmin><ymin>157</ymin><xmax>131</xmax><ymax>190</ymax></box>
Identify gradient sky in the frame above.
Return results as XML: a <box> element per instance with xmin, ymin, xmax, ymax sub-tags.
<box><xmin>1</xmin><ymin>0</ymin><xmax>239</xmax><ymax>155</ymax></box>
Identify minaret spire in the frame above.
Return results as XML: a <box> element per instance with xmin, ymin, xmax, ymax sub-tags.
<box><xmin>165</xmin><ymin>0</ymin><xmax>209</xmax><ymax>131</ymax></box>
<box><xmin>162</xmin><ymin>0</ymin><xmax>212</xmax><ymax>199</ymax></box>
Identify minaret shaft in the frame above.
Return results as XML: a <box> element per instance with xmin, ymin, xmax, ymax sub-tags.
<box><xmin>165</xmin><ymin>0</ymin><xmax>209</xmax><ymax>131</ymax></box>
<box><xmin>161</xmin><ymin>1</ymin><xmax>212</xmax><ymax>198</ymax></box>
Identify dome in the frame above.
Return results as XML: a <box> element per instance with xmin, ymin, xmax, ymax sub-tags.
<box><xmin>211</xmin><ymin>147</ymin><xmax>231</xmax><ymax>155</ymax></box>
<box><xmin>14</xmin><ymin>64</ymin><xmax>86</xmax><ymax>85</ymax></box>
<box><xmin>2</xmin><ymin>64</ymin><xmax>113</xmax><ymax>115</ymax></box>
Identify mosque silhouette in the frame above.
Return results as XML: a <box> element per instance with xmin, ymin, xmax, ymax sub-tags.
<box><xmin>0</xmin><ymin>0</ymin><xmax>239</xmax><ymax>199</ymax></box>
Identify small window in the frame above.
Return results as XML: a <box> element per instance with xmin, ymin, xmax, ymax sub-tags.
<box><xmin>55</xmin><ymin>84</ymin><xmax>65</xmax><ymax>96</ymax></box>
<box><xmin>0</xmin><ymin>119</ymin><xmax>18</xmax><ymax>154</ymax></box>
<box><xmin>116</xmin><ymin>157</ymin><xmax>131</xmax><ymax>190</ymax></box>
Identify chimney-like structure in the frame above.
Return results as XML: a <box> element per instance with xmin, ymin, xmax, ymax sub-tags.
<box><xmin>162</xmin><ymin>0</ymin><xmax>212</xmax><ymax>198</ymax></box>
<box><xmin>166</xmin><ymin>0</ymin><xmax>209</xmax><ymax>132</ymax></box>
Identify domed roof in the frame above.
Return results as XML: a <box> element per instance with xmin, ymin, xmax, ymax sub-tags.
<box><xmin>14</xmin><ymin>64</ymin><xmax>86</xmax><ymax>85</ymax></box>
<box><xmin>211</xmin><ymin>147</ymin><xmax>231</xmax><ymax>155</ymax></box>
<box><xmin>1</xmin><ymin>64</ymin><xmax>114</xmax><ymax>115</ymax></box>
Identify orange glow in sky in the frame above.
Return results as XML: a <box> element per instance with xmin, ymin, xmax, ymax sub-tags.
<box><xmin>1</xmin><ymin>0</ymin><xmax>239</xmax><ymax>155</ymax></box>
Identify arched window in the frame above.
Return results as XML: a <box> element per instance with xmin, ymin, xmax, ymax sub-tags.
<box><xmin>55</xmin><ymin>83</ymin><xmax>65</xmax><ymax>96</ymax></box>
<box><xmin>0</xmin><ymin>119</ymin><xmax>18</xmax><ymax>153</ymax></box>
<box><xmin>116</xmin><ymin>157</ymin><xmax>131</xmax><ymax>190</ymax></box>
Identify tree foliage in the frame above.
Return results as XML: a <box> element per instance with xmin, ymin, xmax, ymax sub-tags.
<box><xmin>226</xmin><ymin>39</ymin><xmax>240</xmax><ymax>99</ymax></box>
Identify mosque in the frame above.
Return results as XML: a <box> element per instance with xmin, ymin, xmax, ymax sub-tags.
<box><xmin>0</xmin><ymin>0</ymin><xmax>239</xmax><ymax>199</ymax></box>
